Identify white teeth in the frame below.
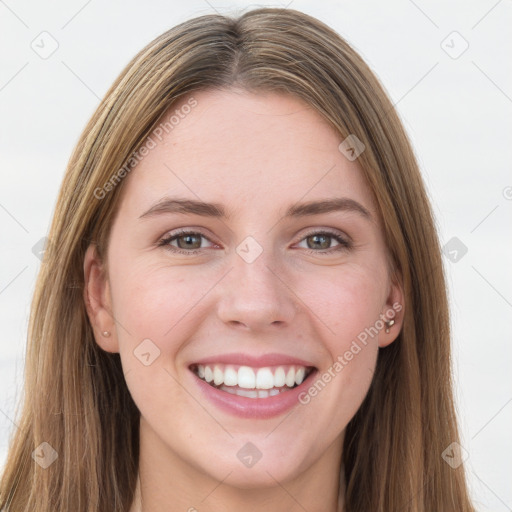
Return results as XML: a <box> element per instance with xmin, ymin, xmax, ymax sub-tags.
<box><xmin>193</xmin><ymin>363</ymin><xmax>312</xmax><ymax>390</ymax></box>
<box><xmin>238</xmin><ymin>366</ymin><xmax>256</xmax><ymax>389</ymax></box>
<box><xmin>295</xmin><ymin>367</ymin><xmax>305</xmax><ymax>385</ymax></box>
<box><xmin>285</xmin><ymin>367</ymin><xmax>296</xmax><ymax>387</ymax></box>
<box><xmin>218</xmin><ymin>384</ymin><xmax>288</xmax><ymax>399</ymax></box>
<box><xmin>204</xmin><ymin>366</ymin><xmax>213</xmax><ymax>383</ymax></box>
<box><xmin>237</xmin><ymin>388</ymin><xmax>258</xmax><ymax>398</ymax></box>
<box><xmin>223</xmin><ymin>365</ymin><xmax>238</xmax><ymax>386</ymax></box>
<box><xmin>274</xmin><ymin>367</ymin><xmax>286</xmax><ymax>387</ymax></box>
<box><xmin>255</xmin><ymin>367</ymin><xmax>274</xmax><ymax>389</ymax></box>
<box><xmin>213</xmin><ymin>365</ymin><xmax>224</xmax><ymax>385</ymax></box>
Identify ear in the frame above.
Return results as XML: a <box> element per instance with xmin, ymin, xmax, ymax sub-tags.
<box><xmin>378</xmin><ymin>272</ymin><xmax>405</xmax><ymax>348</ymax></box>
<box><xmin>83</xmin><ymin>243</ymin><xmax>119</xmax><ymax>353</ymax></box>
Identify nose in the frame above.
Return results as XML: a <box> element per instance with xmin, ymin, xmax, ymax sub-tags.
<box><xmin>215</xmin><ymin>246</ymin><xmax>298</xmax><ymax>331</ymax></box>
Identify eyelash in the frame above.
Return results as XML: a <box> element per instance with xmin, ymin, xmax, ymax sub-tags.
<box><xmin>157</xmin><ymin>228</ymin><xmax>352</xmax><ymax>256</ymax></box>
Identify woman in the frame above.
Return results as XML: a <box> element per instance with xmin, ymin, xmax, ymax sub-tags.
<box><xmin>0</xmin><ymin>7</ymin><xmax>475</xmax><ymax>511</ymax></box>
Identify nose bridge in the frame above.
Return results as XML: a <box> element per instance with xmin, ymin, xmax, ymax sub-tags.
<box><xmin>216</xmin><ymin>237</ymin><xmax>297</xmax><ymax>329</ymax></box>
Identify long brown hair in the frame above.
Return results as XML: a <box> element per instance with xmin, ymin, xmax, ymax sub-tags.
<box><xmin>0</xmin><ymin>8</ymin><xmax>474</xmax><ymax>511</ymax></box>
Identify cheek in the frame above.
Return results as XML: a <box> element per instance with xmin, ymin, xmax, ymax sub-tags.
<box><xmin>297</xmin><ymin>263</ymin><xmax>386</xmax><ymax>345</ymax></box>
<box><xmin>295</xmin><ymin>269</ymin><xmax>382</xmax><ymax>424</ymax></box>
<box><xmin>109</xmin><ymin>259</ymin><xmax>210</xmax><ymax>342</ymax></box>
<box><xmin>109</xmin><ymin>262</ymin><xmax>200</xmax><ymax>412</ymax></box>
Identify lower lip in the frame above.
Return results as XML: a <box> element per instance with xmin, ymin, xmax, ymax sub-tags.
<box><xmin>191</xmin><ymin>369</ymin><xmax>317</xmax><ymax>419</ymax></box>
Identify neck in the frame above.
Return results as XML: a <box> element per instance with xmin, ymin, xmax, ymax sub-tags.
<box><xmin>129</xmin><ymin>420</ymin><xmax>346</xmax><ymax>512</ymax></box>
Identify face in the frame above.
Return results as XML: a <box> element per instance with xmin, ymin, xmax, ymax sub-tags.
<box><xmin>84</xmin><ymin>88</ymin><xmax>403</xmax><ymax>491</ymax></box>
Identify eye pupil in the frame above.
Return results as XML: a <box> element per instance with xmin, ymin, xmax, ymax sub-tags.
<box><xmin>177</xmin><ymin>234</ymin><xmax>201</xmax><ymax>249</ymax></box>
<box><xmin>308</xmin><ymin>234</ymin><xmax>330</xmax><ymax>250</ymax></box>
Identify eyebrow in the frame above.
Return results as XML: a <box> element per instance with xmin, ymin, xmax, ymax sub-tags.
<box><xmin>139</xmin><ymin>196</ymin><xmax>373</xmax><ymax>222</ymax></box>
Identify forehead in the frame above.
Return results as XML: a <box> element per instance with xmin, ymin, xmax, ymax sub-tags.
<box><xmin>119</xmin><ymin>88</ymin><xmax>376</xmax><ymax>219</ymax></box>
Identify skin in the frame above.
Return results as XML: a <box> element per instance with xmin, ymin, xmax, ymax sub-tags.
<box><xmin>84</xmin><ymin>88</ymin><xmax>404</xmax><ymax>512</ymax></box>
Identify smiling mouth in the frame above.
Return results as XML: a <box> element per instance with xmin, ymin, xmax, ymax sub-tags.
<box><xmin>190</xmin><ymin>363</ymin><xmax>316</xmax><ymax>399</ymax></box>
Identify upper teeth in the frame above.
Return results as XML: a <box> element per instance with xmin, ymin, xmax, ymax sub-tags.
<box><xmin>194</xmin><ymin>364</ymin><xmax>309</xmax><ymax>389</ymax></box>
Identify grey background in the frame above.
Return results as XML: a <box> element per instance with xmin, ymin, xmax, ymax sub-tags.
<box><xmin>1</xmin><ymin>1</ymin><xmax>511</xmax><ymax>510</ymax></box>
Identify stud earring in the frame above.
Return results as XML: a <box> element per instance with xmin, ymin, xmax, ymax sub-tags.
<box><xmin>102</xmin><ymin>331</ymin><xmax>111</xmax><ymax>337</ymax></box>
<box><xmin>385</xmin><ymin>319</ymin><xmax>395</xmax><ymax>334</ymax></box>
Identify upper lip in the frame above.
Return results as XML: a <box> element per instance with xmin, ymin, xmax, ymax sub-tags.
<box><xmin>190</xmin><ymin>352</ymin><xmax>317</xmax><ymax>369</ymax></box>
